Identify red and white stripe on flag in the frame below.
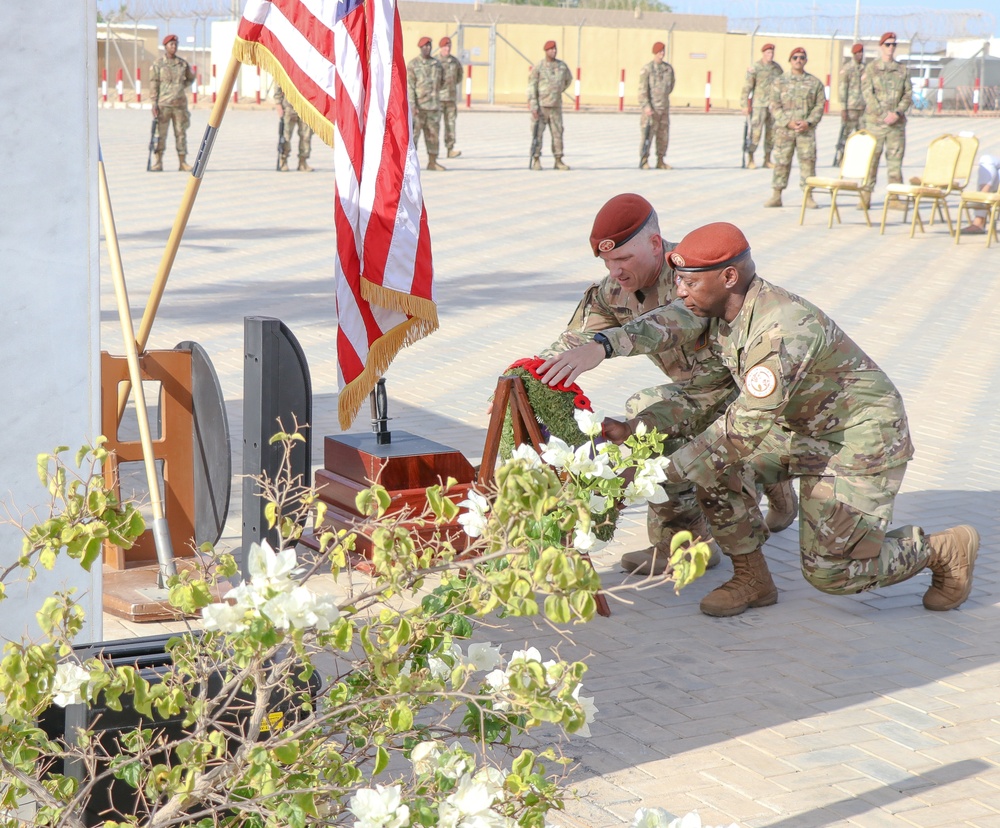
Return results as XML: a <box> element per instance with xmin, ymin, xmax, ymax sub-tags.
<box><xmin>234</xmin><ymin>0</ymin><xmax>437</xmax><ymax>430</ymax></box>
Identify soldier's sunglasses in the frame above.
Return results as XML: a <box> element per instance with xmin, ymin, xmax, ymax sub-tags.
<box><xmin>883</xmin><ymin>42</ymin><xmax>898</xmax><ymax>47</ymax></box>
<box><xmin>790</xmin><ymin>55</ymin><xmax>807</xmax><ymax>60</ymax></box>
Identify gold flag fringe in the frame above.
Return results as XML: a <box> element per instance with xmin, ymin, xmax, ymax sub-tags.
<box><xmin>338</xmin><ymin>316</ymin><xmax>439</xmax><ymax>430</ymax></box>
<box><xmin>361</xmin><ymin>280</ymin><xmax>439</xmax><ymax>326</ymax></box>
<box><xmin>232</xmin><ymin>39</ymin><xmax>335</xmax><ymax>148</ymax></box>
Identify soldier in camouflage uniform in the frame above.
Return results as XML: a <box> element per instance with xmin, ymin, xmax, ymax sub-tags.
<box><xmin>839</xmin><ymin>44</ymin><xmax>867</xmax><ymax>138</ymax></box>
<box><xmin>638</xmin><ymin>42</ymin><xmax>675</xmax><ymax>170</ymax></box>
<box><xmin>740</xmin><ymin>44</ymin><xmax>783</xmax><ymax>170</ymax></box>
<box><xmin>149</xmin><ymin>34</ymin><xmax>195</xmax><ymax>172</ymax></box>
<box><xmin>860</xmin><ymin>32</ymin><xmax>912</xmax><ymax>209</ymax></box>
<box><xmin>528</xmin><ymin>41</ymin><xmax>573</xmax><ymax>171</ymax></box>
<box><xmin>408</xmin><ymin>37</ymin><xmax>445</xmax><ymax>171</ymax></box>
<box><xmin>598</xmin><ymin>223</ymin><xmax>978</xmax><ymax>617</ymax></box>
<box><xmin>534</xmin><ymin>195</ymin><xmax>798</xmax><ymax>577</ymax></box>
<box><xmin>438</xmin><ymin>37</ymin><xmax>463</xmax><ymax>159</ymax></box>
<box><xmin>274</xmin><ymin>85</ymin><xmax>313</xmax><ymax>172</ymax></box>
<box><xmin>763</xmin><ymin>47</ymin><xmax>825</xmax><ymax>209</ymax></box>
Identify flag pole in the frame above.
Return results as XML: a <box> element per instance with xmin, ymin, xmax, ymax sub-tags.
<box><xmin>98</xmin><ymin>146</ymin><xmax>177</xmax><ymax>586</ymax></box>
<box><xmin>116</xmin><ymin>54</ymin><xmax>242</xmax><ymax>422</ymax></box>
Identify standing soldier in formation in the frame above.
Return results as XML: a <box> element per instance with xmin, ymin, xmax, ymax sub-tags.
<box><xmin>764</xmin><ymin>47</ymin><xmax>825</xmax><ymax>209</ymax></box>
<box><xmin>528</xmin><ymin>40</ymin><xmax>573</xmax><ymax>171</ymax></box>
<box><xmin>740</xmin><ymin>44</ymin><xmax>783</xmax><ymax>170</ymax></box>
<box><xmin>438</xmin><ymin>37</ymin><xmax>463</xmax><ymax>159</ymax></box>
<box><xmin>839</xmin><ymin>44</ymin><xmax>867</xmax><ymax>139</ymax></box>
<box><xmin>638</xmin><ymin>41</ymin><xmax>675</xmax><ymax>170</ymax></box>
<box><xmin>149</xmin><ymin>34</ymin><xmax>195</xmax><ymax>172</ymax></box>
<box><xmin>860</xmin><ymin>32</ymin><xmax>912</xmax><ymax>210</ymax></box>
<box><xmin>274</xmin><ymin>85</ymin><xmax>313</xmax><ymax>172</ymax></box>
<box><xmin>408</xmin><ymin>36</ymin><xmax>446</xmax><ymax>171</ymax></box>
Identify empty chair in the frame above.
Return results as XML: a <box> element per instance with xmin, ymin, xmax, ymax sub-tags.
<box><xmin>880</xmin><ymin>135</ymin><xmax>961</xmax><ymax>238</ymax></box>
<box><xmin>800</xmin><ymin>130</ymin><xmax>877</xmax><ymax>228</ymax></box>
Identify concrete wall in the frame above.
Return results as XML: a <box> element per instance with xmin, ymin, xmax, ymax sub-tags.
<box><xmin>0</xmin><ymin>1</ymin><xmax>102</xmax><ymax>644</ymax></box>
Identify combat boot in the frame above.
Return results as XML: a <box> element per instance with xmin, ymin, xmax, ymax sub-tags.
<box><xmin>763</xmin><ymin>189</ymin><xmax>783</xmax><ymax>208</ymax></box>
<box><xmin>656</xmin><ymin>158</ymin><xmax>671</xmax><ymax>170</ymax></box>
<box><xmin>856</xmin><ymin>191</ymin><xmax>871</xmax><ymax>211</ymax></box>
<box><xmin>763</xmin><ymin>152</ymin><xmax>775</xmax><ymax>169</ymax></box>
<box><xmin>746</xmin><ymin>153</ymin><xmax>757</xmax><ymax>170</ymax></box>
<box><xmin>923</xmin><ymin>525</ymin><xmax>978</xmax><ymax>611</ymax></box>
<box><xmin>763</xmin><ymin>480</ymin><xmax>797</xmax><ymax>532</ymax></box>
<box><xmin>178</xmin><ymin>155</ymin><xmax>192</xmax><ymax>172</ymax></box>
<box><xmin>531</xmin><ymin>156</ymin><xmax>542</xmax><ymax>171</ymax></box>
<box><xmin>298</xmin><ymin>158</ymin><xmax>313</xmax><ymax>172</ymax></box>
<box><xmin>639</xmin><ymin>156</ymin><xmax>650</xmax><ymax>170</ymax></box>
<box><xmin>554</xmin><ymin>156</ymin><xmax>571</xmax><ymax>171</ymax></box>
<box><xmin>426</xmin><ymin>155</ymin><xmax>446</xmax><ymax>171</ymax></box>
<box><xmin>447</xmin><ymin>148</ymin><xmax>462</xmax><ymax>158</ymax></box>
<box><xmin>278</xmin><ymin>154</ymin><xmax>290</xmax><ymax>172</ymax></box>
<box><xmin>700</xmin><ymin>549</ymin><xmax>777</xmax><ymax>617</ymax></box>
<box><xmin>887</xmin><ymin>195</ymin><xmax>908</xmax><ymax>211</ymax></box>
<box><xmin>150</xmin><ymin>151</ymin><xmax>163</xmax><ymax>172</ymax></box>
<box><xmin>804</xmin><ymin>194</ymin><xmax>819</xmax><ymax>209</ymax></box>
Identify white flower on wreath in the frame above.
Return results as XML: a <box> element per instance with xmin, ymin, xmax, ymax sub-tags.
<box><xmin>457</xmin><ymin>490</ymin><xmax>491</xmax><ymax>538</ymax></box>
<box><xmin>573</xmin><ymin>408</ymin><xmax>603</xmax><ymax>438</ymax></box>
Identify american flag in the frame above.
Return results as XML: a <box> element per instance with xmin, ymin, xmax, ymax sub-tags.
<box><xmin>234</xmin><ymin>0</ymin><xmax>437</xmax><ymax>430</ymax></box>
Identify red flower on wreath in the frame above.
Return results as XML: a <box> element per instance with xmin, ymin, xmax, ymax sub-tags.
<box><xmin>507</xmin><ymin>357</ymin><xmax>593</xmax><ymax>411</ymax></box>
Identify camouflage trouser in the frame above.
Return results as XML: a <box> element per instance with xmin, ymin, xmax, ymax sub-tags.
<box><xmin>155</xmin><ymin>105</ymin><xmax>190</xmax><ymax>156</ymax></box>
<box><xmin>693</xmin><ymin>426</ymin><xmax>931</xmax><ymax>594</ymax></box>
<box><xmin>282</xmin><ymin>111</ymin><xmax>313</xmax><ymax>159</ymax></box>
<box><xmin>413</xmin><ymin>108</ymin><xmax>441</xmax><ymax>155</ymax></box>
<box><xmin>842</xmin><ymin>109</ymin><xmax>864</xmax><ymax>136</ymax></box>
<box><xmin>639</xmin><ymin>109</ymin><xmax>670</xmax><ymax>161</ymax></box>
<box><xmin>771</xmin><ymin>127</ymin><xmax>817</xmax><ymax>191</ymax></box>
<box><xmin>747</xmin><ymin>105</ymin><xmax>776</xmax><ymax>157</ymax></box>
<box><xmin>532</xmin><ymin>106</ymin><xmax>565</xmax><ymax>158</ymax></box>
<box><xmin>441</xmin><ymin>101</ymin><xmax>458</xmax><ymax>150</ymax></box>
<box><xmin>863</xmin><ymin>120</ymin><xmax>906</xmax><ymax>192</ymax></box>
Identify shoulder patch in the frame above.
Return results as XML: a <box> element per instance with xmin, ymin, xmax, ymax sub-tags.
<box><xmin>745</xmin><ymin>364</ymin><xmax>777</xmax><ymax>398</ymax></box>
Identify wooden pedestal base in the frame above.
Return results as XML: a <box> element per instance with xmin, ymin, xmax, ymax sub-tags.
<box><xmin>103</xmin><ymin>561</ymin><xmax>231</xmax><ymax>623</ymax></box>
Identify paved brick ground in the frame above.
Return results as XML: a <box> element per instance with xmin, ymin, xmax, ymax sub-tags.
<box><xmin>98</xmin><ymin>105</ymin><xmax>1000</xmax><ymax>827</ymax></box>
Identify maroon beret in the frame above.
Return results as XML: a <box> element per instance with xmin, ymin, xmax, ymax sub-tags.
<box><xmin>418</xmin><ymin>36</ymin><xmax>432</xmax><ymax>47</ymax></box>
<box><xmin>790</xmin><ymin>47</ymin><xmax>807</xmax><ymax>59</ymax></box>
<box><xmin>544</xmin><ymin>40</ymin><xmax>557</xmax><ymax>51</ymax></box>
<box><xmin>851</xmin><ymin>43</ymin><xmax>864</xmax><ymax>54</ymax></box>
<box><xmin>163</xmin><ymin>34</ymin><xmax>178</xmax><ymax>45</ymax></box>
<box><xmin>589</xmin><ymin>194</ymin><xmax>654</xmax><ymax>257</ymax></box>
<box><xmin>652</xmin><ymin>41</ymin><xmax>665</xmax><ymax>54</ymax></box>
<box><xmin>439</xmin><ymin>37</ymin><xmax>451</xmax><ymax>47</ymax></box>
<box><xmin>880</xmin><ymin>31</ymin><xmax>896</xmax><ymax>45</ymax></box>
<box><xmin>761</xmin><ymin>43</ymin><xmax>775</xmax><ymax>53</ymax></box>
<box><xmin>667</xmin><ymin>223</ymin><xmax>750</xmax><ymax>272</ymax></box>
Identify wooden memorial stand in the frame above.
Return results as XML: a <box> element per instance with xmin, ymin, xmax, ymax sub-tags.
<box><xmin>480</xmin><ymin>377</ymin><xmax>611</xmax><ymax>618</ymax></box>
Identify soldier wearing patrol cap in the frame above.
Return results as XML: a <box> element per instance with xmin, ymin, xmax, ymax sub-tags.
<box><xmin>638</xmin><ymin>41</ymin><xmax>675</xmax><ymax>169</ymax></box>
<box><xmin>149</xmin><ymin>33</ymin><xmax>195</xmax><ymax>172</ymax></box>
<box><xmin>533</xmin><ymin>196</ymin><xmax>798</xmax><ymax>577</ymax></box>
<box><xmin>740</xmin><ymin>43</ymin><xmax>783</xmax><ymax>170</ymax></box>
<box><xmin>528</xmin><ymin>40</ymin><xmax>573</xmax><ymax>170</ymax></box>
<box><xmin>408</xmin><ymin>36</ymin><xmax>446</xmax><ymax>171</ymax></box>
<box><xmin>438</xmin><ymin>37</ymin><xmax>463</xmax><ymax>158</ymax></box>
<box><xmin>595</xmin><ymin>222</ymin><xmax>978</xmax><ymax>617</ymax></box>
<box><xmin>860</xmin><ymin>32</ymin><xmax>912</xmax><ymax>209</ymax></box>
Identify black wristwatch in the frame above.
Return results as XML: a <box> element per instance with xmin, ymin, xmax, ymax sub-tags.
<box><xmin>593</xmin><ymin>332</ymin><xmax>614</xmax><ymax>360</ymax></box>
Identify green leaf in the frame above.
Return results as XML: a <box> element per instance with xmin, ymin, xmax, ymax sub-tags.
<box><xmin>374</xmin><ymin>745</ymin><xmax>390</xmax><ymax>775</ymax></box>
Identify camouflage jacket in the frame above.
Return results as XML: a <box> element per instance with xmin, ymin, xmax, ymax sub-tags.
<box><xmin>638</xmin><ymin>60</ymin><xmax>675</xmax><ymax>111</ymax></box>
<box><xmin>150</xmin><ymin>55</ymin><xmax>194</xmax><ymax>108</ymax></box>
<box><xmin>407</xmin><ymin>54</ymin><xmax>443</xmax><ymax>111</ymax></box>
<box><xmin>540</xmin><ymin>255</ymin><xmax>734</xmax><ymax>398</ymax></box>
<box><xmin>861</xmin><ymin>59</ymin><xmax>912</xmax><ymax>124</ymax></box>
<box><xmin>528</xmin><ymin>58</ymin><xmax>572</xmax><ymax>111</ymax></box>
<box><xmin>839</xmin><ymin>59</ymin><xmax>867</xmax><ymax>111</ymax></box>
<box><xmin>439</xmin><ymin>54</ymin><xmax>463</xmax><ymax>103</ymax></box>
<box><xmin>740</xmin><ymin>59</ymin><xmax>783</xmax><ymax>110</ymax></box>
<box><xmin>664</xmin><ymin>277</ymin><xmax>914</xmax><ymax>487</ymax></box>
<box><xmin>769</xmin><ymin>71</ymin><xmax>825</xmax><ymax>129</ymax></box>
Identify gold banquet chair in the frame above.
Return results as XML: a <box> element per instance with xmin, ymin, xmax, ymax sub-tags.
<box><xmin>880</xmin><ymin>134</ymin><xmax>961</xmax><ymax>238</ymax></box>
<box><xmin>955</xmin><ymin>189</ymin><xmax>1000</xmax><ymax>248</ymax></box>
<box><xmin>799</xmin><ymin>130</ymin><xmax>877</xmax><ymax>228</ymax></box>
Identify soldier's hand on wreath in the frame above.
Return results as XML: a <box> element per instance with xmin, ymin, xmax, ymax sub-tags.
<box><xmin>600</xmin><ymin>418</ymin><xmax>632</xmax><ymax>445</ymax></box>
<box><xmin>537</xmin><ymin>342</ymin><xmax>605</xmax><ymax>386</ymax></box>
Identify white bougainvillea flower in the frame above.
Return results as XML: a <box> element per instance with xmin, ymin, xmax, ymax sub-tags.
<box><xmin>464</xmin><ymin>642</ymin><xmax>503</xmax><ymax>672</ymax></box>
<box><xmin>51</xmin><ymin>663</ymin><xmax>92</xmax><ymax>708</ymax></box>
<box><xmin>347</xmin><ymin>784</ymin><xmax>410</xmax><ymax>828</ymax></box>
<box><xmin>633</xmin><ymin>420</ymin><xmax>648</xmax><ymax>437</ymax></box>
<box><xmin>566</xmin><ymin>444</ymin><xmax>616</xmax><ymax>480</ymax></box>
<box><xmin>511</xmin><ymin>443</ymin><xmax>544</xmax><ymax>467</ymax></box>
<box><xmin>573</xmin><ymin>527</ymin><xmax>597</xmax><ymax>552</ymax></box>
<box><xmin>631</xmin><ymin>808</ymin><xmax>673</xmax><ymax>828</ymax></box>
<box><xmin>540</xmin><ymin>437</ymin><xmax>574</xmax><ymax>469</ymax></box>
<box><xmin>572</xmin><ymin>685</ymin><xmax>598</xmax><ymax>737</ymax></box>
<box><xmin>246</xmin><ymin>540</ymin><xmax>298</xmax><ymax>589</ymax></box>
<box><xmin>457</xmin><ymin>490</ymin><xmax>491</xmax><ymax>538</ymax></box>
<box><xmin>573</xmin><ymin>408</ymin><xmax>603</xmax><ymax>438</ymax></box>
<box><xmin>410</xmin><ymin>739</ymin><xmax>444</xmax><ymax>776</ymax></box>
<box><xmin>507</xmin><ymin>647</ymin><xmax>543</xmax><ymax>665</ymax></box>
<box><xmin>589</xmin><ymin>493</ymin><xmax>610</xmax><ymax>513</ymax></box>
<box><xmin>201</xmin><ymin>600</ymin><xmax>248</xmax><ymax>634</ymax></box>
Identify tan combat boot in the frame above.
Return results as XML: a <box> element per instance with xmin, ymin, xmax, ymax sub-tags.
<box><xmin>746</xmin><ymin>153</ymin><xmax>757</xmax><ymax>170</ymax></box>
<box><xmin>804</xmin><ymin>194</ymin><xmax>819</xmax><ymax>209</ymax></box>
<box><xmin>639</xmin><ymin>156</ymin><xmax>650</xmax><ymax>169</ymax></box>
<box><xmin>426</xmin><ymin>155</ymin><xmax>446</xmax><ymax>171</ymax></box>
<box><xmin>279</xmin><ymin>154</ymin><xmax>290</xmax><ymax>172</ymax></box>
<box><xmin>763</xmin><ymin>480</ymin><xmax>798</xmax><ymax>532</ymax></box>
<box><xmin>763</xmin><ymin>152</ymin><xmax>775</xmax><ymax>169</ymax></box>
<box><xmin>656</xmin><ymin>158</ymin><xmax>671</xmax><ymax>170</ymax></box>
<box><xmin>923</xmin><ymin>525</ymin><xmax>978</xmax><ymax>611</ymax></box>
<box><xmin>298</xmin><ymin>158</ymin><xmax>313</xmax><ymax>172</ymax></box>
<box><xmin>178</xmin><ymin>155</ymin><xmax>192</xmax><ymax>172</ymax></box>
<box><xmin>763</xmin><ymin>189</ymin><xmax>783</xmax><ymax>208</ymax></box>
<box><xmin>531</xmin><ymin>156</ymin><xmax>542</xmax><ymax>171</ymax></box>
<box><xmin>888</xmin><ymin>195</ymin><xmax>908</xmax><ymax>211</ymax></box>
<box><xmin>856</xmin><ymin>191</ymin><xmax>871</xmax><ymax>211</ymax></box>
<box><xmin>447</xmin><ymin>148</ymin><xmax>462</xmax><ymax>158</ymax></box>
<box><xmin>700</xmin><ymin>549</ymin><xmax>778</xmax><ymax>617</ymax></box>
<box><xmin>554</xmin><ymin>156</ymin><xmax>571</xmax><ymax>170</ymax></box>
<box><xmin>150</xmin><ymin>151</ymin><xmax>163</xmax><ymax>172</ymax></box>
